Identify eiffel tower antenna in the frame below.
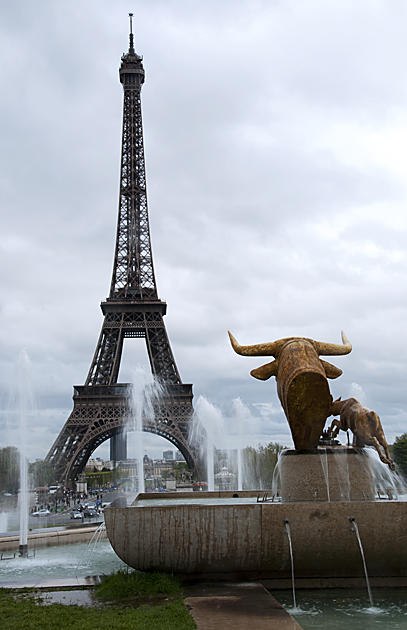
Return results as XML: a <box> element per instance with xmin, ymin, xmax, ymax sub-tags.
<box><xmin>128</xmin><ymin>13</ymin><xmax>135</xmax><ymax>53</ymax></box>
<box><xmin>46</xmin><ymin>20</ymin><xmax>197</xmax><ymax>485</ymax></box>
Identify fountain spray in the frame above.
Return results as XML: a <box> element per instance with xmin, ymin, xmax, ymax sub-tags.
<box><xmin>349</xmin><ymin>516</ymin><xmax>374</xmax><ymax>607</ymax></box>
<box><xmin>128</xmin><ymin>365</ymin><xmax>163</xmax><ymax>494</ymax></box>
<box><xmin>14</xmin><ymin>349</ymin><xmax>33</xmax><ymax>557</ymax></box>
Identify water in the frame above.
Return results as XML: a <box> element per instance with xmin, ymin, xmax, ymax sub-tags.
<box><xmin>283</xmin><ymin>518</ymin><xmax>296</xmax><ymax>609</ymax></box>
<box><xmin>191</xmin><ymin>396</ymin><xmax>224</xmax><ymax>491</ymax></box>
<box><xmin>128</xmin><ymin>365</ymin><xmax>163</xmax><ymax>494</ymax></box>
<box><xmin>0</xmin><ymin>512</ymin><xmax>8</xmax><ymax>534</ymax></box>
<box><xmin>272</xmin><ymin>589</ymin><xmax>407</xmax><ymax>629</ymax></box>
<box><xmin>364</xmin><ymin>448</ymin><xmax>407</xmax><ymax>498</ymax></box>
<box><xmin>38</xmin><ymin>590</ymin><xmax>95</xmax><ymax>606</ymax></box>
<box><xmin>318</xmin><ymin>448</ymin><xmax>330</xmax><ymax>501</ymax></box>
<box><xmin>133</xmin><ymin>496</ymin><xmax>262</xmax><ymax>507</ymax></box>
<box><xmin>232</xmin><ymin>398</ymin><xmax>251</xmax><ymax>491</ymax></box>
<box><xmin>8</xmin><ymin>349</ymin><xmax>35</xmax><ymax>556</ymax></box>
<box><xmin>0</xmin><ymin>539</ymin><xmax>127</xmax><ymax>585</ymax></box>
<box><xmin>350</xmin><ymin>517</ymin><xmax>374</xmax><ymax>607</ymax></box>
<box><xmin>75</xmin><ymin>522</ymin><xmax>107</xmax><ymax>573</ymax></box>
<box><xmin>274</xmin><ymin>446</ymin><xmax>406</xmax><ymax>503</ymax></box>
<box><xmin>191</xmin><ymin>396</ymin><xmax>258</xmax><ymax>491</ymax></box>
<box><xmin>272</xmin><ymin>454</ymin><xmax>281</xmax><ymax>497</ymax></box>
<box><xmin>331</xmin><ymin>447</ymin><xmax>351</xmax><ymax>501</ymax></box>
<box><xmin>350</xmin><ymin>382</ymin><xmax>368</xmax><ymax>405</ymax></box>
<box><xmin>206</xmin><ymin>432</ymin><xmax>215</xmax><ymax>492</ymax></box>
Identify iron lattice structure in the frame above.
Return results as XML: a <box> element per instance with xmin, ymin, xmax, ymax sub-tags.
<box><xmin>46</xmin><ymin>24</ymin><xmax>197</xmax><ymax>485</ymax></box>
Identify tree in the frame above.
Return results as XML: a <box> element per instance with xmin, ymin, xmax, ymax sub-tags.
<box><xmin>0</xmin><ymin>446</ymin><xmax>20</xmax><ymax>494</ymax></box>
<box><xmin>173</xmin><ymin>462</ymin><xmax>188</xmax><ymax>481</ymax></box>
<box><xmin>243</xmin><ymin>442</ymin><xmax>286</xmax><ymax>489</ymax></box>
<box><xmin>29</xmin><ymin>460</ymin><xmax>53</xmax><ymax>488</ymax></box>
<box><xmin>392</xmin><ymin>434</ymin><xmax>407</xmax><ymax>476</ymax></box>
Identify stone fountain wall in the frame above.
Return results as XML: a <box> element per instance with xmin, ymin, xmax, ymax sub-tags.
<box><xmin>105</xmin><ymin>494</ymin><xmax>407</xmax><ymax>583</ymax></box>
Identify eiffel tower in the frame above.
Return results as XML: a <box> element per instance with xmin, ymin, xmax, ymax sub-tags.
<box><xmin>46</xmin><ymin>17</ymin><xmax>197</xmax><ymax>485</ymax></box>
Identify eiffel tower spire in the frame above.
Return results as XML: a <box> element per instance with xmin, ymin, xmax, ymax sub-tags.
<box><xmin>110</xmin><ymin>13</ymin><xmax>156</xmax><ymax>300</ymax></box>
<box><xmin>46</xmin><ymin>21</ymin><xmax>196</xmax><ymax>485</ymax></box>
<box><xmin>85</xmin><ymin>18</ymin><xmax>180</xmax><ymax>387</ymax></box>
<box><xmin>128</xmin><ymin>13</ymin><xmax>135</xmax><ymax>54</ymax></box>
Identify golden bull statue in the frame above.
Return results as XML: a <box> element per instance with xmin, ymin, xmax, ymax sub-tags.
<box><xmin>228</xmin><ymin>330</ymin><xmax>352</xmax><ymax>450</ymax></box>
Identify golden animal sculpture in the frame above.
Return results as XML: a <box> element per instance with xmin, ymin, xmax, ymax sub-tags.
<box><xmin>329</xmin><ymin>397</ymin><xmax>395</xmax><ymax>470</ymax></box>
<box><xmin>228</xmin><ymin>331</ymin><xmax>352</xmax><ymax>450</ymax></box>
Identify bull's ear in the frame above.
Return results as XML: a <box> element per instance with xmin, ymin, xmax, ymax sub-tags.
<box><xmin>321</xmin><ymin>360</ymin><xmax>343</xmax><ymax>379</ymax></box>
<box><xmin>250</xmin><ymin>360</ymin><xmax>279</xmax><ymax>381</ymax></box>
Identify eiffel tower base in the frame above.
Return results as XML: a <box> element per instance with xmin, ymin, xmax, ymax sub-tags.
<box><xmin>46</xmin><ymin>383</ymin><xmax>199</xmax><ymax>486</ymax></box>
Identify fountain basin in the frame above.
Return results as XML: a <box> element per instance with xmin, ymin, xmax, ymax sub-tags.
<box><xmin>105</xmin><ymin>492</ymin><xmax>407</xmax><ymax>582</ymax></box>
<box><xmin>0</xmin><ymin>525</ymin><xmax>103</xmax><ymax>553</ymax></box>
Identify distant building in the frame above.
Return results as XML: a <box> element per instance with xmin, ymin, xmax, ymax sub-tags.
<box><xmin>163</xmin><ymin>450</ymin><xmax>174</xmax><ymax>461</ymax></box>
<box><xmin>85</xmin><ymin>458</ymin><xmax>105</xmax><ymax>471</ymax></box>
<box><xmin>110</xmin><ymin>432</ymin><xmax>127</xmax><ymax>462</ymax></box>
<box><xmin>175</xmin><ymin>450</ymin><xmax>184</xmax><ymax>461</ymax></box>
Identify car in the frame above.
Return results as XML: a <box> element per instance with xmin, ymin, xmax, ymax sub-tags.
<box><xmin>83</xmin><ymin>509</ymin><xmax>98</xmax><ymax>518</ymax></box>
<box><xmin>85</xmin><ymin>502</ymin><xmax>96</xmax><ymax>509</ymax></box>
<box><xmin>70</xmin><ymin>511</ymin><xmax>82</xmax><ymax>519</ymax></box>
<box><xmin>32</xmin><ymin>509</ymin><xmax>51</xmax><ymax>517</ymax></box>
<box><xmin>4</xmin><ymin>493</ymin><xmax>12</xmax><ymax>497</ymax></box>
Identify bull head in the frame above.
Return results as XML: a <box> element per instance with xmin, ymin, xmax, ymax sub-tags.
<box><xmin>228</xmin><ymin>331</ymin><xmax>352</xmax><ymax>450</ymax></box>
<box><xmin>228</xmin><ymin>331</ymin><xmax>352</xmax><ymax>380</ymax></box>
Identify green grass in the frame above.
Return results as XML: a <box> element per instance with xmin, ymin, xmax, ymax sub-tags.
<box><xmin>95</xmin><ymin>569</ymin><xmax>182</xmax><ymax>600</ymax></box>
<box><xmin>0</xmin><ymin>591</ymin><xmax>196</xmax><ymax>629</ymax></box>
<box><xmin>0</xmin><ymin>571</ymin><xmax>197</xmax><ymax>629</ymax></box>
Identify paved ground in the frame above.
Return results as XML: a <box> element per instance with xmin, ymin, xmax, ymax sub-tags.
<box><xmin>2</xmin><ymin>575</ymin><xmax>304</xmax><ymax>627</ymax></box>
<box><xmin>184</xmin><ymin>582</ymin><xmax>304</xmax><ymax>629</ymax></box>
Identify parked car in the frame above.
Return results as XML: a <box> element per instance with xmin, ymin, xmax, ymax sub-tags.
<box><xmin>32</xmin><ymin>509</ymin><xmax>51</xmax><ymax>517</ymax></box>
<box><xmin>70</xmin><ymin>511</ymin><xmax>82</xmax><ymax>519</ymax></box>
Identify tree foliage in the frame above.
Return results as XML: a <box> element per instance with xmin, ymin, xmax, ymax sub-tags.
<box><xmin>392</xmin><ymin>434</ymin><xmax>407</xmax><ymax>475</ymax></box>
<box><xmin>0</xmin><ymin>446</ymin><xmax>20</xmax><ymax>494</ymax></box>
<box><xmin>29</xmin><ymin>460</ymin><xmax>53</xmax><ymax>488</ymax></box>
<box><xmin>85</xmin><ymin>469</ymin><xmax>128</xmax><ymax>488</ymax></box>
<box><xmin>243</xmin><ymin>442</ymin><xmax>286</xmax><ymax>490</ymax></box>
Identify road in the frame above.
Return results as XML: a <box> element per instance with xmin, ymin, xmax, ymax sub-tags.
<box><xmin>1</xmin><ymin>492</ymin><xmax>123</xmax><ymax>534</ymax></box>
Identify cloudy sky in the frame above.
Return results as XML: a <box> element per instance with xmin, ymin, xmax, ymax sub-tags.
<box><xmin>1</xmin><ymin>0</ymin><xmax>407</xmax><ymax>463</ymax></box>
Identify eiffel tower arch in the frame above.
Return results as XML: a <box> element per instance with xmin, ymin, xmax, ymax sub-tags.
<box><xmin>46</xmin><ymin>18</ymin><xmax>198</xmax><ymax>485</ymax></box>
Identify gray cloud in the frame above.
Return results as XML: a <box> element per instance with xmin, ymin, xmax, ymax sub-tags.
<box><xmin>0</xmin><ymin>0</ymin><xmax>406</xmax><ymax>462</ymax></box>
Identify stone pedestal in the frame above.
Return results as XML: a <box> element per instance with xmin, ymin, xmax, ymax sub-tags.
<box><xmin>279</xmin><ymin>447</ymin><xmax>375</xmax><ymax>501</ymax></box>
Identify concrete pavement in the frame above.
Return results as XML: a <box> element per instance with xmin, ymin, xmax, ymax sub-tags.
<box><xmin>184</xmin><ymin>582</ymin><xmax>304</xmax><ymax>629</ymax></box>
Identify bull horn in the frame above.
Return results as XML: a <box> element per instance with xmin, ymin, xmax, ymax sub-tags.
<box><xmin>314</xmin><ymin>331</ymin><xmax>352</xmax><ymax>356</ymax></box>
<box><xmin>228</xmin><ymin>331</ymin><xmax>281</xmax><ymax>357</ymax></box>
